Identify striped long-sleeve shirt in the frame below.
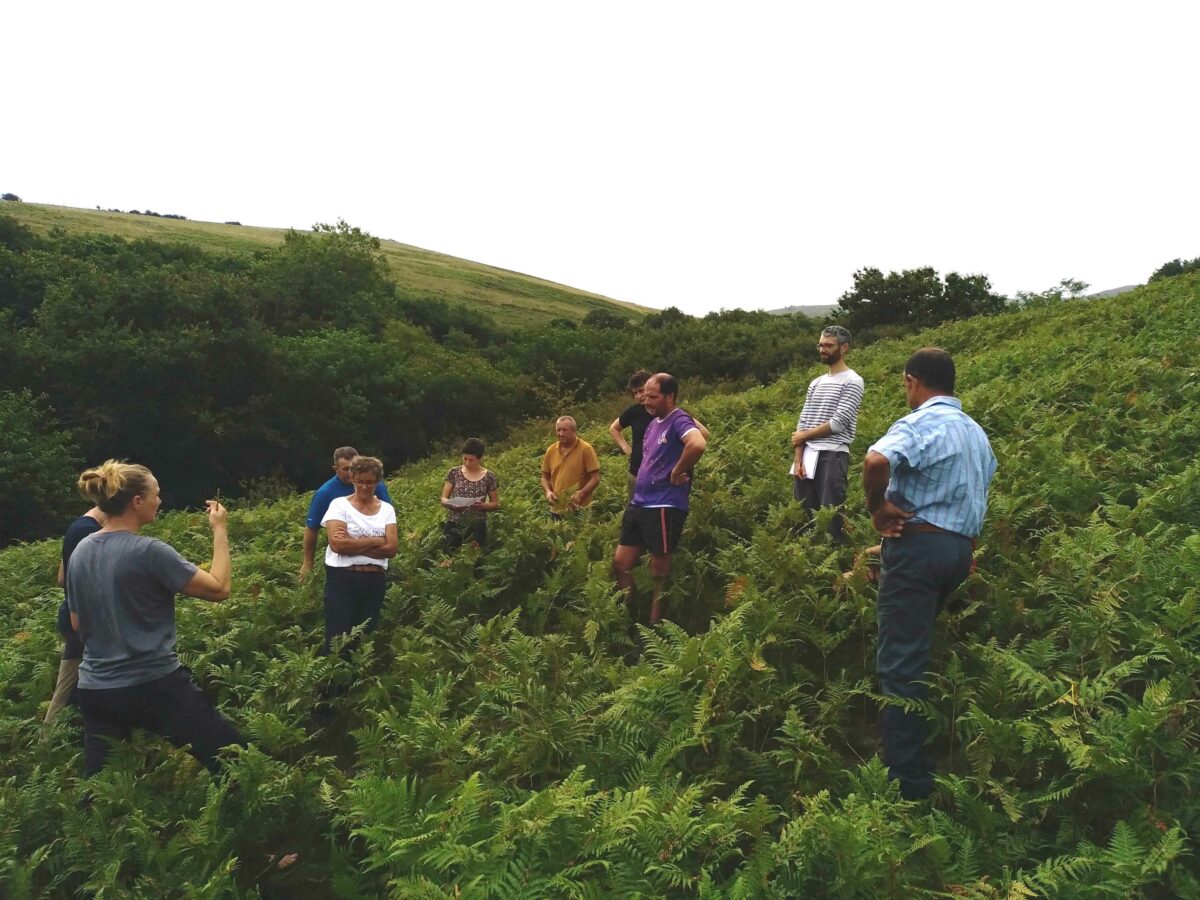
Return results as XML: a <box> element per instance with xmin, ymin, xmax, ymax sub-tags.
<box><xmin>795</xmin><ymin>369</ymin><xmax>866</xmax><ymax>452</ymax></box>
<box><xmin>867</xmin><ymin>395</ymin><xmax>997</xmax><ymax>537</ymax></box>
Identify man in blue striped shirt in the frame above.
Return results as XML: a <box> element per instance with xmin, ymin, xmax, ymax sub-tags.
<box><xmin>863</xmin><ymin>348</ymin><xmax>997</xmax><ymax>800</ymax></box>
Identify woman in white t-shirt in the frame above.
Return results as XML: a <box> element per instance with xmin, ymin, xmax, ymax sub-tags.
<box><xmin>319</xmin><ymin>455</ymin><xmax>397</xmax><ymax>655</ymax></box>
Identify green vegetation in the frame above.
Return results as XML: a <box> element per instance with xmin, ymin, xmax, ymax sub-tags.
<box><xmin>2</xmin><ymin>272</ymin><xmax>1199</xmax><ymax>896</ymax></box>
<box><xmin>1149</xmin><ymin>256</ymin><xmax>1200</xmax><ymax>283</ymax></box>
<box><xmin>836</xmin><ymin>267</ymin><xmax>1008</xmax><ymax>341</ymax></box>
<box><xmin>2</xmin><ymin>203</ymin><xmax>648</xmax><ymax>329</ymax></box>
<box><xmin>0</xmin><ymin>216</ymin><xmax>825</xmax><ymax>543</ymax></box>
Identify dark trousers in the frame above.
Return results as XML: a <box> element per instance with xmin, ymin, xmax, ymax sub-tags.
<box><xmin>442</xmin><ymin>518</ymin><xmax>487</xmax><ymax>550</ymax></box>
<box><xmin>876</xmin><ymin>530</ymin><xmax>973</xmax><ymax>799</ymax></box>
<box><xmin>75</xmin><ymin>667</ymin><xmax>243</xmax><ymax>776</ymax></box>
<box><xmin>322</xmin><ymin>566</ymin><xmax>387</xmax><ymax>656</ymax></box>
<box><xmin>792</xmin><ymin>450</ymin><xmax>850</xmax><ymax>542</ymax></box>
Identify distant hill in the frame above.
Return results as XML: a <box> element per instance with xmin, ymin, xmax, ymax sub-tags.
<box><xmin>0</xmin><ymin>202</ymin><xmax>649</xmax><ymax>328</ymax></box>
<box><xmin>1087</xmin><ymin>284</ymin><xmax>1140</xmax><ymax>299</ymax></box>
<box><xmin>764</xmin><ymin>303</ymin><xmax>837</xmax><ymax>318</ymax></box>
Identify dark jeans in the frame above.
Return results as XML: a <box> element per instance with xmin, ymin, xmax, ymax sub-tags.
<box><xmin>793</xmin><ymin>450</ymin><xmax>849</xmax><ymax>542</ymax></box>
<box><xmin>75</xmin><ymin>667</ymin><xmax>243</xmax><ymax>776</ymax></box>
<box><xmin>442</xmin><ymin>518</ymin><xmax>487</xmax><ymax>550</ymax></box>
<box><xmin>322</xmin><ymin>565</ymin><xmax>387</xmax><ymax>656</ymax></box>
<box><xmin>876</xmin><ymin>530</ymin><xmax>973</xmax><ymax>799</ymax></box>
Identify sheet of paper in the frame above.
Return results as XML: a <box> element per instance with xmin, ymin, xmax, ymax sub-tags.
<box><xmin>787</xmin><ymin>445</ymin><xmax>820</xmax><ymax>480</ymax></box>
<box><xmin>444</xmin><ymin>496</ymin><xmax>480</xmax><ymax>508</ymax></box>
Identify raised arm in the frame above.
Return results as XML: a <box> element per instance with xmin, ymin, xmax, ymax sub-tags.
<box><xmin>183</xmin><ymin>501</ymin><xmax>233</xmax><ymax>602</ymax></box>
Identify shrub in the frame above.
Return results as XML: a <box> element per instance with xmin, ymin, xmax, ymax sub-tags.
<box><xmin>0</xmin><ymin>390</ymin><xmax>81</xmax><ymax>544</ymax></box>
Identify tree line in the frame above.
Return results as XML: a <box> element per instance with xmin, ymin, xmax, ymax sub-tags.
<box><xmin>4</xmin><ymin>212</ymin><xmax>1137</xmax><ymax>545</ymax></box>
<box><xmin>0</xmin><ymin>217</ymin><xmax>827</xmax><ymax>544</ymax></box>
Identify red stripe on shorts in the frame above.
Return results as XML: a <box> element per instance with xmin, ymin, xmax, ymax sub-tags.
<box><xmin>660</xmin><ymin>508</ymin><xmax>668</xmax><ymax>552</ymax></box>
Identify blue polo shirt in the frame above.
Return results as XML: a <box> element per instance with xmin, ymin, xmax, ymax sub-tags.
<box><xmin>305</xmin><ymin>475</ymin><xmax>392</xmax><ymax>529</ymax></box>
<box><xmin>868</xmin><ymin>395</ymin><xmax>996</xmax><ymax>537</ymax></box>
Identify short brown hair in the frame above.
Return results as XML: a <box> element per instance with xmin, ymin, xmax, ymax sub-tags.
<box><xmin>333</xmin><ymin>446</ymin><xmax>359</xmax><ymax>464</ymax></box>
<box><xmin>349</xmin><ymin>455</ymin><xmax>384</xmax><ymax>481</ymax></box>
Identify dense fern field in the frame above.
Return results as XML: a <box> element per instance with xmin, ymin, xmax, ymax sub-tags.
<box><xmin>3</xmin><ymin>275</ymin><xmax>1199</xmax><ymax>898</ymax></box>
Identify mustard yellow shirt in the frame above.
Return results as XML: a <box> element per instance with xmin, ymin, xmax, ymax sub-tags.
<box><xmin>541</xmin><ymin>438</ymin><xmax>601</xmax><ymax>512</ymax></box>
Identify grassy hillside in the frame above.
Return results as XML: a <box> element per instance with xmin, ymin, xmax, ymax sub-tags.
<box><xmin>2</xmin><ymin>274</ymin><xmax>1199</xmax><ymax>896</ymax></box>
<box><xmin>0</xmin><ymin>202</ymin><xmax>648</xmax><ymax>328</ymax></box>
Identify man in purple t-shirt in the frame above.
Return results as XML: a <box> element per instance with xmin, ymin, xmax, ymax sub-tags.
<box><xmin>613</xmin><ymin>372</ymin><xmax>708</xmax><ymax>626</ymax></box>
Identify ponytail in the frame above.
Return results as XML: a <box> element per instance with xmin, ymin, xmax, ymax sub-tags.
<box><xmin>78</xmin><ymin>460</ymin><xmax>154</xmax><ymax>516</ymax></box>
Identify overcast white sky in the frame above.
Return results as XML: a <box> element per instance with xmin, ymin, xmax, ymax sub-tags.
<box><xmin>3</xmin><ymin>2</ymin><xmax>1197</xmax><ymax>314</ymax></box>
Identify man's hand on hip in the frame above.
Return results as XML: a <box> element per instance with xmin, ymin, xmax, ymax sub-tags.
<box><xmin>871</xmin><ymin>501</ymin><xmax>912</xmax><ymax>538</ymax></box>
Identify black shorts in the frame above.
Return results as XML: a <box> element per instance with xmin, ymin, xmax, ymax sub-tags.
<box><xmin>619</xmin><ymin>505</ymin><xmax>688</xmax><ymax>556</ymax></box>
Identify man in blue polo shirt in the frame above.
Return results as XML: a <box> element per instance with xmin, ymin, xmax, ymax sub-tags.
<box><xmin>613</xmin><ymin>373</ymin><xmax>707</xmax><ymax>627</ymax></box>
<box><xmin>299</xmin><ymin>446</ymin><xmax>392</xmax><ymax>581</ymax></box>
<box><xmin>863</xmin><ymin>348</ymin><xmax>996</xmax><ymax>799</ymax></box>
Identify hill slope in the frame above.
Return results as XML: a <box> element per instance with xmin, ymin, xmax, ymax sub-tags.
<box><xmin>1</xmin><ymin>202</ymin><xmax>649</xmax><ymax>328</ymax></box>
<box><xmin>2</xmin><ymin>275</ymin><xmax>1199</xmax><ymax>895</ymax></box>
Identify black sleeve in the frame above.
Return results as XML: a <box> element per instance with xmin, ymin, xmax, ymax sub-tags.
<box><xmin>62</xmin><ymin>519</ymin><xmax>102</xmax><ymax>568</ymax></box>
<box><xmin>618</xmin><ymin>403</ymin><xmax>639</xmax><ymax>429</ymax></box>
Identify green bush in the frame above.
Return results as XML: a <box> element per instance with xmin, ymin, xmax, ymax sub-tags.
<box><xmin>0</xmin><ymin>390</ymin><xmax>80</xmax><ymax>545</ymax></box>
<box><xmin>3</xmin><ymin>275</ymin><xmax>1200</xmax><ymax>895</ymax></box>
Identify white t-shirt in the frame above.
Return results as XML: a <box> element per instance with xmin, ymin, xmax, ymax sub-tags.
<box><xmin>321</xmin><ymin>495</ymin><xmax>398</xmax><ymax>568</ymax></box>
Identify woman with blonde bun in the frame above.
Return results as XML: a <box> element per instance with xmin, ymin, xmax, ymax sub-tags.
<box><xmin>320</xmin><ymin>455</ymin><xmax>397</xmax><ymax>655</ymax></box>
<box><xmin>66</xmin><ymin>460</ymin><xmax>243</xmax><ymax>775</ymax></box>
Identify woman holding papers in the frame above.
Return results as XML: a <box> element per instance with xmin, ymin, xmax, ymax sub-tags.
<box><xmin>440</xmin><ymin>438</ymin><xmax>500</xmax><ymax>549</ymax></box>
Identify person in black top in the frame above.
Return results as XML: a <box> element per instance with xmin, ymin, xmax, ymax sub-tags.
<box><xmin>43</xmin><ymin>505</ymin><xmax>106</xmax><ymax>725</ymax></box>
<box><xmin>609</xmin><ymin>370</ymin><xmax>654</xmax><ymax>498</ymax></box>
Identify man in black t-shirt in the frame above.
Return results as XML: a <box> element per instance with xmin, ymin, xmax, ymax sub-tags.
<box><xmin>609</xmin><ymin>370</ymin><xmax>654</xmax><ymax>497</ymax></box>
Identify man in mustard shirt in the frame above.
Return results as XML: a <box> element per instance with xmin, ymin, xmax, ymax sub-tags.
<box><xmin>540</xmin><ymin>416</ymin><xmax>601</xmax><ymax>519</ymax></box>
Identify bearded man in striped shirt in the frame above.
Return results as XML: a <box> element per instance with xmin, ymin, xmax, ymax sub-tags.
<box><xmin>790</xmin><ymin>325</ymin><xmax>865</xmax><ymax>542</ymax></box>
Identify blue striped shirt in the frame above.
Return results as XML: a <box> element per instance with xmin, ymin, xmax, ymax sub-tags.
<box><xmin>868</xmin><ymin>396</ymin><xmax>996</xmax><ymax>537</ymax></box>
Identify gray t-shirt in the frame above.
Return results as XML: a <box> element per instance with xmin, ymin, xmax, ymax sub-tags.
<box><xmin>66</xmin><ymin>531</ymin><xmax>199</xmax><ymax>689</ymax></box>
